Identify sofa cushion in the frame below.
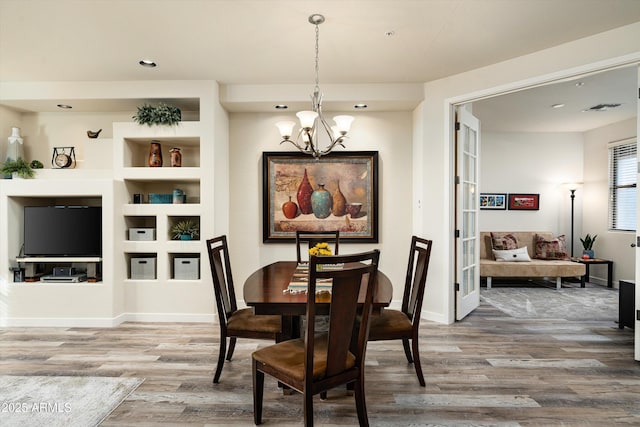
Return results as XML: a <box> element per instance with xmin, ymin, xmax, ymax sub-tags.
<box><xmin>534</xmin><ymin>234</ymin><xmax>570</xmax><ymax>260</ymax></box>
<box><xmin>490</xmin><ymin>232</ymin><xmax>519</xmax><ymax>251</ymax></box>
<box><xmin>492</xmin><ymin>246</ymin><xmax>532</xmax><ymax>262</ymax></box>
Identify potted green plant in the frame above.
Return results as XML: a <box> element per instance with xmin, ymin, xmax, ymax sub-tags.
<box><xmin>133</xmin><ymin>102</ymin><xmax>182</xmax><ymax>126</ymax></box>
<box><xmin>580</xmin><ymin>233</ymin><xmax>597</xmax><ymax>259</ymax></box>
<box><xmin>170</xmin><ymin>219</ymin><xmax>199</xmax><ymax>240</ymax></box>
<box><xmin>0</xmin><ymin>158</ymin><xmax>35</xmax><ymax>179</ymax></box>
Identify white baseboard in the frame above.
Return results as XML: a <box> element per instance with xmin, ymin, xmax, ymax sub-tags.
<box><xmin>0</xmin><ymin>312</ymin><xmax>216</xmax><ymax>327</ymax></box>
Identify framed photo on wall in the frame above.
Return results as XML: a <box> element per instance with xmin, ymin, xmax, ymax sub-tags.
<box><xmin>480</xmin><ymin>193</ymin><xmax>507</xmax><ymax>210</ymax></box>
<box><xmin>508</xmin><ymin>193</ymin><xmax>540</xmax><ymax>210</ymax></box>
<box><xmin>262</xmin><ymin>151</ymin><xmax>379</xmax><ymax>243</ymax></box>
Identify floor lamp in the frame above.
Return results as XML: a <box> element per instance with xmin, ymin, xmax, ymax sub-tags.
<box><xmin>567</xmin><ymin>183</ymin><xmax>581</xmax><ymax>258</ymax></box>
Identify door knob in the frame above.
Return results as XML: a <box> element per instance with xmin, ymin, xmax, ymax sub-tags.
<box><xmin>632</xmin><ymin>243</ymin><xmax>636</xmax><ymax>247</ymax></box>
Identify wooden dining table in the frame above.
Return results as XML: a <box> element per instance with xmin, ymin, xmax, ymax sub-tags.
<box><xmin>243</xmin><ymin>261</ymin><xmax>394</xmax><ymax>339</ymax></box>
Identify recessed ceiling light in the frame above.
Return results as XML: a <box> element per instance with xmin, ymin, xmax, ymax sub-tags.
<box><xmin>275</xmin><ymin>105</ymin><xmax>288</xmax><ymax>109</ymax></box>
<box><xmin>139</xmin><ymin>59</ymin><xmax>157</xmax><ymax>68</ymax></box>
<box><xmin>575</xmin><ymin>82</ymin><xmax>585</xmax><ymax>87</ymax></box>
<box><xmin>551</xmin><ymin>103</ymin><xmax>565</xmax><ymax>109</ymax></box>
<box><xmin>56</xmin><ymin>104</ymin><xmax>72</xmax><ymax>109</ymax></box>
<box><xmin>385</xmin><ymin>31</ymin><xmax>395</xmax><ymax>37</ymax></box>
<box><xmin>354</xmin><ymin>104</ymin><xmax>368</xmax><ymax>109</ymax></box>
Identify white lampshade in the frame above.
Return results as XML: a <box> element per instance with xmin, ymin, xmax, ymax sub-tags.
<box><xmin>296</xmin><ymin>111</ymin><xmax>318</xmax><ymax>129</ymax></box>
<box><xmin>276</xmin><ymin>121</ymin><xmax>296</xmax><ymax>139</ymax></box>
<box><xmin>333</xmin><ymin>115</ymin><xmax>354</xmax><ymax>134</ymax></box>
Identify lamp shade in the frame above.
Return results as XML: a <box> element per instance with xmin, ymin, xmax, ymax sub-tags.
<box><xmin>296</xmin><ymin>111</ymin><xmax>318</xmax><ymax>129</ymax></box>
<box><xmin>276</xmin><ymin>121</ymin><xmax>296</xmax><ymax>139</ymax></box>
<box><xmin>333</xmin><ymin>115</ymin><xmax>354</xmax><ymax>134</ymax></box>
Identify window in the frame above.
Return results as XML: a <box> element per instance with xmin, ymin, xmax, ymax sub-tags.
<box><xmin>608</xmin><ymin>139</ymin><xmax>637</xmax><ymax>231</ymax></box>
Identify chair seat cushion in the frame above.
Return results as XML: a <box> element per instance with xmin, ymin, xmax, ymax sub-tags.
<box><xmin>253</xmin><ymin>333</ymin><xmax>355</xmax><ymax>381</ymax></box>
<box><xmin>367</xmin><ymin>309</ymin><xmax>412</xmax><ymax>340</ymax></box>
<box><xmin>227</xmin><ymin>308</ymin><xmax>281</xmax><ymax>334</ymax></box>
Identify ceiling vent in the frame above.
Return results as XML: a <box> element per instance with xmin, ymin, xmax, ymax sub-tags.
<box><xmin>586</xmin><ymin>103</ymin><xmax>622</xmax><ymax>112</ymax></box>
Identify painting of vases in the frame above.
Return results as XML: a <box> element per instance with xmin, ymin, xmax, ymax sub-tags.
<box><xmin>263</xmin><ymin>151</ymin><xmax>378</xmax><ymax>243</ymax></box>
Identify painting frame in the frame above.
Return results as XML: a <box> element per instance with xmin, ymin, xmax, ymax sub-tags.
<box><xmin>508</xmin><ymin>193</ymin><xmax>540</xmax><ymax>210</ymax></box>
<box><xmin>262</xmin><ymin>151</ymin><xmax>379</xmax><ymax>243</ymax></box>
<box><xmin>479</xmin><ymin>193</ymin><xmax>507</xmax><ymax>210</ymax></box>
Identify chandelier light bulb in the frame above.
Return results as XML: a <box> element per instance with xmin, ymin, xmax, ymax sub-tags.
<box><xmin>296</xmin><ymin>111</ymin><xmax>318</xmax><ymax>130</ymax></box>
<box><xmin>276</xmin><ymin>121</ymin><xmax>296</xmax><ymax>140</ymax></box>
<box><xmin>333</xmin><ymin>115</ymin><xmax>354</xmax><ymax>134</ymax></box>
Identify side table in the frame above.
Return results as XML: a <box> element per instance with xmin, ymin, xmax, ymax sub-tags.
<box><xmin>619</xmin><ymin>280</ymin><xmax>635</xmax><ymax>329</ymax></box>
<box><xmin>575</xmin><ymin>258</ymin><xmax>613</xmax><ymax>288</ymax></box>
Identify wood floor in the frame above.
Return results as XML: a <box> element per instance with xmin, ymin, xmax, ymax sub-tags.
<box><xmin>1</xmin><ymin>301</ymin><xmax>638</xmax><ymax>426</ymax></box>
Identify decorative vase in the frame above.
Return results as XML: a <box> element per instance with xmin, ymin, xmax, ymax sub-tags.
<box><xmin>582</xmin><ymin>249</ymin><xmax>595</xmax><ymax>259</ymax></box>
<box><xmin>297</xmin><ymin>168</ymin><xmax>314</xmax><ymax>215</ymax></box>
<box><xmin>180</xmin><ymin>233</ymin><xmax>192</xmax><ymax>241</ymax></box>
<box><xmin>332</xmin><ymin>180</ymin><xmax>347</xmax><ymax>216</ymax></box>
<box><xmin>6</xmin><ymin>127</ymin><xmax>24</xmax><ymax>161</ymax></box>
<box><xmin>311</xmin><ymin>184</ymin><xmax>333</xmax><ymax>219</ymax></box>
<box><xmin>170</xmin><ymin>147</ymin><xmax>182</xmax><ymax>167</ymax></box>
<box><xmin>148</xmin><ymin>141</ymin><xmax>163</xmax><ymax>167</ymax></box>
<box><xmin>282</xmin><ymin>195</ymin><xmax>298</xmax><ymax>219</ymax></box>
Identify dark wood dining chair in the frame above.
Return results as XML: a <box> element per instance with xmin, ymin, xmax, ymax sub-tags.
<box><xmin>252</xmin><ymin>249</ymin><xmax>380</xmax><ymax>426</ymax></box>
<box><xmin>206</xmin><ymin>235</ymin><xmax>282</xmax><ymax>384</ymax></box>
<box><xmin>367</xmin><ymin>236</ymin><xmax>432</xmax><ymax>386</ymax></box>
<box><xmin>295</xmin><ymin>230</ymin><xmax>340</xmax><ymax>263</ymax></box>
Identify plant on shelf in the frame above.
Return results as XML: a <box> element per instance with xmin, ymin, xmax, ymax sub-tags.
<box><xmin>170</xmin><ymin>219</ymin><xmax>199</xmax><ymax>240</ymax></box>
<box><xmin>0</xmin><ymin>157</ymin><xmax>35</xmax><ymax>178</ymax></box>
<box><xmin>132</xmin><ymin>102</ymin><xmax>182</xmax><ymax>126</ymax></box>
<box><xmin>580</xmin><ymin>233</ymin><xmax>597</xmax><ymax>259</ymax></box>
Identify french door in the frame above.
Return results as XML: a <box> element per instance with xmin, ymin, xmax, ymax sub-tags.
<box><xmin>455</xmin><ymin>107</ymin><xmax>480</xmax><ymax>320</ymax></box>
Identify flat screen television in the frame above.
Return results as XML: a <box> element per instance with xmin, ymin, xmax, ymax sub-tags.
<box><xmin>23</xmin><ymin>206</ymin><xmax>102</xmax><ymax>257</ymax></box>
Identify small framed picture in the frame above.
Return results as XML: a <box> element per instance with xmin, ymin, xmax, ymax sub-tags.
<box><xmin>480</xmin><ymin>193</ymin><xmax>507</xmax><ymax>210</ymax></box>
<box><xmin>508</xmin><ymin>193</ymin><xmax>540</xmax><ymax>210</ymax></box>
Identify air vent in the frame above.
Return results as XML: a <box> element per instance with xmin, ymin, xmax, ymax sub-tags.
<box><xmin>586</xmin><ymin>103</ymin><xmax>622</xmax><ymax>112</ymax></box>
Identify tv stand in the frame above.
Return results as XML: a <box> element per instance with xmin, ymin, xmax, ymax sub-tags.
<box><xmin>16</xmin><ymin>257</ymin><xmax>102</xmax><ymax>281</ymax></box>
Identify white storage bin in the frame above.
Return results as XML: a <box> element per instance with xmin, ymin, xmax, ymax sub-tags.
<box><xmin>129</xmin><ymin>228</ymin><xmax>156</xmax><ymax>241</ymax></box>
<box><xmin>131</xmin><ymin>257</ymin><xmax>156</xmax><ymax>279</ymax></box>
<box><xmin>174</xmin><ymin>257</ymin><xmax>200</xmax><ymax>280</ymax></box>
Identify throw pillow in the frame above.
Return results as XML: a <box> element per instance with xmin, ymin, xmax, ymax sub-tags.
<box><xmin>492</xmin><ymin>246</ymin><xmax>532</xmax><ymax>262</ymax></box>
<box><xmin>490</xmin><ymin>232</ymin><xmax>518</xmax><ymax>251</ymax></box>
<box><xmin>534</xmin><ymin>234</ymin><xmax>569</xmax><ymax>260</ymax></box>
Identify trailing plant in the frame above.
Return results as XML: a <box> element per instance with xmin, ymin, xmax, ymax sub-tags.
<box><xmin>170</xmin><ymin>219</ymin><xmax>199</xmax><ymax>240</ymax></box>
<box><xmin>580</xmin><ymin>234</ymin><xmax>597</xmax><ymax>250</ymax></box>
<box><xmin>133</xmin><ymin>102</ymin><xmax>182</xmax><ymax>126</ymax></box>
<box><xmin>0</xmin><ymin>157</ymin><xmax>35</xmax><ymax>178</ymax></box>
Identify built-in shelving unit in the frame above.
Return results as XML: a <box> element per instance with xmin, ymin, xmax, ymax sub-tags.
<box><xmin>0</xmin><ymin>81</ymin><xmax>221</xmax><ymax>326</ymax></box>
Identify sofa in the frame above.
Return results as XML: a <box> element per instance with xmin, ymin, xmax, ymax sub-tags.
<box><xmin>480</xmin><ymin>231</ymin><xmax>585</xmax><ymax>289</ymax></box>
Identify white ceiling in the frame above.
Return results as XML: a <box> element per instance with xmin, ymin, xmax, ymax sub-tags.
<box><xmin>1</xmin><ymin>0</ymin><xmax>639</xmax><ymax>131</ymax></box>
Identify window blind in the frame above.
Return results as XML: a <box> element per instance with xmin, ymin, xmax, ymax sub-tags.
<box><xmin>608</xmin><ymin>139</ymin><xmax>637</xmax><ymax>231</ymax></box>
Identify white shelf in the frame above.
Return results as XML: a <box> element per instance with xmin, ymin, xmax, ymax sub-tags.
<box><xmin>17</xmin><ymin>257</ymin><xmax>102</xmax><ymax>263</ymax></box>
<box><xmin>122</xmin><ymin>167</ymin><xmax>201</xmax><ymax>181</ymax></box>
<box><xmin>122</xmin><ymin>204</ymin><xmax>201</xmax><ymax>215</ymax></box>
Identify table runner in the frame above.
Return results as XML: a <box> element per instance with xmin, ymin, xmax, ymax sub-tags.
<box><xmin>284</xmin><ymin>263</ymin><xmax>343</xmax><ymax>294</ymax></box>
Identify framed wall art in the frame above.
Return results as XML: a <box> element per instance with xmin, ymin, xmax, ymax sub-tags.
<box><xmin>480</xmin><ymin>193</ymin><xmax>507</xmax><ymax>210</ymax></box>
<box><xmin>262</xmin><ymin>151</ymin><xmax>378</xmax><ymax>243</ymax></box>
<box><xmin>508</xmin><ymin>193</ymin><xmax>540</xmax><ymax>210</ymax></box>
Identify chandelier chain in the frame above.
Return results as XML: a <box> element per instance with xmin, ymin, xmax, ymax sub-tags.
<box><xmin>314</xmin><ymin>22</ymin><xmax>320</xmax><ymax>91</ymax></box>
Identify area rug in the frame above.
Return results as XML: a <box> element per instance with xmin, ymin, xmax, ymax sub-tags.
<box><xmin>0</xmin><ymin>375</ymin><xmax>143</xmax><ymax>427</ymax></box>
<box><xmin>480</xmin><ymin>284</ymin><xmax>618</xmax><ymax>320</ymax></box>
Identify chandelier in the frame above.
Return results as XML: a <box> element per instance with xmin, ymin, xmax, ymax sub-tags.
<box><xmin>276</xmin><ymin>14</ymin><xmax>354</xmax><ymax>159</ymax></box>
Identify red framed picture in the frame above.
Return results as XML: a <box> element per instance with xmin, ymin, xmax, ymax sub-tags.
<box><xmin>508</xmin><ymin>193</ymin><xmax>539</xmax><ymax>210</ymax></box>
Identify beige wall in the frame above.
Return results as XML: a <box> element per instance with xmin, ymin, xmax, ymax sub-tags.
<box><xmin>228</xmin><ymin>111</ymin><xmax>413</xmax><ymax>304</ymax></box>
<box><xmin>479</xmin><ymin>131</ymin><xmax>585</xmax><ymax>252</ymax></box>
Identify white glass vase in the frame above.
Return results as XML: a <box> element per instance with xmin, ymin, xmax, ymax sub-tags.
<box><xmin>6</xmin><ymin>127</ymin><xmax>24</xmax><ymax>161</ymax></box>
